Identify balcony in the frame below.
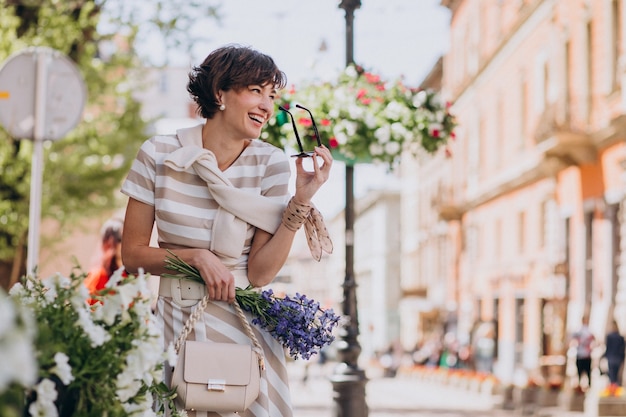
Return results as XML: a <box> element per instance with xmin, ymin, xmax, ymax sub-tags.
<box><xmin>431</xmin><ymin>184</ymin><xmax>464</xmax><ymax>221</ymax></box>
<box><xmin>535</xmin><ymin>104</ymin><xmax>596</xmax><ymax>165</ymax></box>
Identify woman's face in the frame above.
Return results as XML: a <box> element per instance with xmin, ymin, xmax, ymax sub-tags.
<box><xmin>221</xmin><ymin>83</ymin><xmax>277</xmax><ymax>140</ymax></box>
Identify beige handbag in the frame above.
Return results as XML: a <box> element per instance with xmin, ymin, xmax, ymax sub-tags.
<box><xmin>171</xmin><ymin>295</ymin><xmax>265</xmax><ymax>413</ymax></box>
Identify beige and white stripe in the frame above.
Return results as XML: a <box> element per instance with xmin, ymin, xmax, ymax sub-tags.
<box><xmin>121</xmin><ymin>125</ymin><xmax>294</xmax><ymax>416</ymax></box>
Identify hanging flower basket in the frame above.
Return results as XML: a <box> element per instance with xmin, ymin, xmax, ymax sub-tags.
<box><xmin>262</xmin><ymin>64</ymin><xmax>457</xmax><ymax>168</ymax></box>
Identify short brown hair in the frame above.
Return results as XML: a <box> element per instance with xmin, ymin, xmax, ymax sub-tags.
<box><xmin>187</xmin><ymin>44</ymin><xmax>287</xmax><ymax>119</ymax></box>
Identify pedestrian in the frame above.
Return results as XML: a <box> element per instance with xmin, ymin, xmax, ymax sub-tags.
<box><xmin>83</xmin><ymin>217</ymin><xmax>124</xmax><ymax>295</ymax></box>
<box><xmin>472</xmin><ymin>321</ymin><xmax>496</xmax><ymax>374</ymax></box>
<box><xmin>120</xmin><ymin>44</ymin><xmax>333</xmax><ymax>417</ymax></box>
<box><xmin>571</xmin><ymin>315</ymin><xmax>596</xmax><ymax>392</ymax></box>
<box><xmin>603</xmin><ymin>320</ymin><xmax>625</xmax><ymax>396</ymax></box>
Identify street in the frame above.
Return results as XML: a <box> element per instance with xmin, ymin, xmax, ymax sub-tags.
<box><xmin>288</xmin><ymin>361</ymin><xmax>588</xmax><ymax>417</ymax></box>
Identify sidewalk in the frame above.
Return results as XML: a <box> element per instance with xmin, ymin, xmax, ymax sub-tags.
<box><xmin>288</xmin><ymin>362</ymin><xmax>593</xmax><ymax>417</ymax></box>
<box><xmin>289</xmin><ymin>362</ymin><xmax>498</xmax><ymax>417</ymax></box>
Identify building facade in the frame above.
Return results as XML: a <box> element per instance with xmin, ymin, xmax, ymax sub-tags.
<box><xmin>403</xmin><ymin>0</ymin><xmax>626</xmax><ymax>386</ymax></box>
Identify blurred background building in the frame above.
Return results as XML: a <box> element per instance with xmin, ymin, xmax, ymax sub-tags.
<box><xmin>403</xmin><ymin>0</ymin><xmax>626</xmax><ymax>389</ymax></box>
<box><xmin>34</xmin><ymin>0</ymin><xmax>626</xmax><ymax>393</ymax></box>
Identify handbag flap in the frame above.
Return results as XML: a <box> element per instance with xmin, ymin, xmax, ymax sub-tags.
<box><xmin>183</xmin><ymin>341</ymin><xmax>254</xmax><ymax>386</ymax></box>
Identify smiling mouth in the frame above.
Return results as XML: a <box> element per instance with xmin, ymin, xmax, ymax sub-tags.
<box><xmin>249</xmin><ymin>114</ymin><xmax>265</xmax><ymax>125</ymax></box>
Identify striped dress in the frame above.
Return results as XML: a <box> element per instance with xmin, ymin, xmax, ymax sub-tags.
<box><xmin>121</xmin><ymin>124</ymin><xmax>293</xmax><ymax>417</ymax></box>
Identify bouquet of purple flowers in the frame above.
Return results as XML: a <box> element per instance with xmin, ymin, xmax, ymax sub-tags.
<box><xmin>164</xmin><ymin>251</ymin><xmax>340</xmax><ymax>360</ymax></box>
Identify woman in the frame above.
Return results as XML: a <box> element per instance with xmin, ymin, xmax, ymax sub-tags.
<box><xmin>84</xmin><ymin>217</ymin><xmax>124</xmax><ymax>295</ymax></box>
<box><xmin>120</xmin><ymin>45</ymin><xmax>332</xmax><ymax>417</ymax></box>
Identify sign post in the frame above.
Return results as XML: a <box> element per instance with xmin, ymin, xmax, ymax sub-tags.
<box><xmin>0</xmin><ymin>47</ymin><xmax>86</xmax><ymax>275</ymax></box>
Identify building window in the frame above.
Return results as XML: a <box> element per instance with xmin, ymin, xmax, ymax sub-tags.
<box><xmin>564</xmin><ymin>217</ymin><xmax>572</xmax><ymax>295</ymax></box>
<box><xmin>584</xmin><ymin>210</ymin><xmax>593</xmax><ymax>303</ymax></box>
<box><xmin>533</xmin><ymin>53</ymin><xmax>547</xmax><ymax>113</ymax></box>
<box><xmin>495</xmin><ymin>218</ymin><xmax>502</xmax><ymax>260</ymax></box>
<box><xmin>542</xmin><ymin>60</ymin><xmax>550</xmax><ymax>109</ymax></box>
<box><xmin>611</xmin><ymin>0</ymin><xmax>621</xmax><ymax>90</ymax></box>
<box><xmin>159</xmin><ymin>72</ymin><xmax>169</xmax><ymax>94</ymax></box>
<box><xmin>564</xmin><ymin>40</ymin><xmax>571</xmax><ymax>121</ymax></box>
<box><xmin>515</xmin><ymin>298</ymin><xmax>525</xmax><ymax>363</ymax></box>
<box><xmin>539</xmin><ymin>200</ymin><xmax>548</xmax><ymax>249</ymax></box>
<box><xmin>520</xmin><ymin>75</ymin><xmax>528</xmax><ymax>148</ymax></box>
<box><xmin>465</xmin><ymin>224</ymin><xmax>479</xmax><ymax>263</ymax></box>
<box><xmin>609</xmin><ymin>204</ymin><xmax>620</xmax><ymax>302</ymax></box>
<box><xmin>495</xmin><ymin>93</ymin><xmax>502</xmax><ymax>167</ymax></box>
<box><xmin>586</xmin><ymin>20</ymin><xmax>593</xmax><ymax>122</ymax></box>
<box><xmin>518</xmin><ymin>211</ymin><xmax>526</xmax><ymax>254</ymax></box>
<box><xmin>479</xmin><ymin>115</ymin><xmax>486</xmax><ymax>178</ymax></box>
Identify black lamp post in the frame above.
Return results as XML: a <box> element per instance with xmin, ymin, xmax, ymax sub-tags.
<box><xmin>330</xmin><ymin>1</ymin><xmax>368</xmax><ymax>416</ymax></box>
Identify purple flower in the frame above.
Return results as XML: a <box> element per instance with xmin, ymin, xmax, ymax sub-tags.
<box><xmin>236</xmin><ymin>287</ymin><xmax>340</xmax><ymax>360</ymax></box>
<box><xmin>164</xmin><ymin>251</ymin><xmax>341</xmax><ymax>360</ymax></box>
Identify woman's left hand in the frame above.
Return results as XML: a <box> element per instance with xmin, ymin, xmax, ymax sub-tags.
<box><xmin>293</xmin><ymin>146</ymin><xmax>333</xmax><ymax>204</ymax></box>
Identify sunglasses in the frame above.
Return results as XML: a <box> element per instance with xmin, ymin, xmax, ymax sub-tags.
<box><xmin>278</xmin><ymin>104</ymin><xmax>323</xmax><ymax>158</ymax></box>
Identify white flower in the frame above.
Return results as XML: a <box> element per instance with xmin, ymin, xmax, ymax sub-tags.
<box><xmin>76</xmin><ymin>308</ymin><xmax>111</xmax><ymax>347</ymax></box>
<box><xmin>429</xmin><ymin>123</ymin><xmax>443</xmax><ymax>137</ymax></box>
<box><xmin>105</xmin><ymin>266</ymin><xmax>126</xmax><ymax>287</ymax></box>
<box><xmin>390</xmin><ymin>123</ymin><xmax>407</xmax><ymax>137</ymax></box>
<box><xmin>430</xmin><ymin>92</ymin><xmax>443</xmax><ymax>108</ymax></box>
<box><xmin>413</xmin><ymin>90</ymin><xmax>428</xmax><ymax>107</ymax></box>
<box><xmin>43</xmin><ymin>273</ymin><xmax>71</xmax><ymax>291</ymax></box>
<box><xmin>28</xmin><ymin>379</ymin><xmax>59</xmax><ymax>417</ymax></box>
<box><xmin>384</xmin><ymin>141</ymin><xmax>401</xmax><ymax>155</ymax></box>
<box><xmin>123</xmin><ymin>397</ymin><xmax>158</xmax><ymax>416</ymax></box>
<box><xmin>345</xmin><ymin>121</ymin><xmax>358</xmax><ymax>136</ymax></box>
<box><xmin>116</xmin><ymin>378</ymin><xmax>143</xmax><ymax>403</ymax></box>
<box><xmin>384</xmin><ymin>100</ymin><xmax>404</xmax><ymax>119</ymax></box>
<box><xmin>364</xmin><ymin>112</ymin><xmax>378</xmax><ymax>129</ymax></box>
<box><xmin>0</xmin><ymin>293</ymin><xmax>16</xmax><ymax>338</ymax></box>
<box><xmin>8</xmin><ymin>282</ymin><xmax>24</xmax><ymax>297</ymax></box>
<box><xmin>117</xmin><ymin>279</ymin><xmax>141</xmax><ymax>311</ymax></box>
<box><xmin>51</xmin><ymin>352</ymin><xmax>74</xmax><ymax>385</ymax></box>
<box><xmin>166</xmin><ymin>342</ymin><xmax>178</xmax><ymax>367</ymax></box>
<box><xmin>0</xmin><ymin>290</ymin><xmax>37</xmax><ymax>391</ymax></box>
<box><xmin>333</xmin><ymin>130</ymin><xmax>349</xmax><ymax>146</ymax></box>
<box><xmin>0</xmin><ymin>332</ymin><xmax>36</xmax><ymax>390</ymax></box>
<box><xmin>369</xmin><ymin>143</ymin><xmax>383</xmax><ymax>155</ymax></box>
<box><xmin>95</xmin><ymin>293</ymin><xmax>123</xmax><ymax>325</ymax></box>
<box><xmin>347</xmin><ymin>103</ymin><xmax>365</xmax><ymax>120</ymax></box>
<box><xmin>70</xmin><ymin>284</ymin><xmax>90</xmax><ymax>310</ymax></box>
<box><xmin>374</xmin><ymin>125</ymin><xmax>391</xmax><ymax>143</ymax></box>
<box><xmin>344</xmin><ymin>64</ymin><xmax>358</xmax><ymax>78</ymax></box>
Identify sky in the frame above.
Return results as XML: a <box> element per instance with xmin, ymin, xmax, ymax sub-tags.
<box><xmin>185</xmin><ymin>0</ymin><xmax>451</xmax><ymax>87</ymax></box>
<box><xmin>144</xmin><ymin>0</ymin><xmax>452</xmax><ymax>216</ymax></box>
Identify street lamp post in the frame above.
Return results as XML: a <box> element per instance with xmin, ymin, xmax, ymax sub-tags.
<box><xmin>330</xmin><ymin>1</ymin><xmax>368</xmax><ymax>417</ymax></box>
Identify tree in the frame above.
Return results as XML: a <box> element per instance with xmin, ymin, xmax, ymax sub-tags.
<box><xmin>0</xmin><ymin>0</ymin><xmax>220</xmax><ymax>288</ymax></box>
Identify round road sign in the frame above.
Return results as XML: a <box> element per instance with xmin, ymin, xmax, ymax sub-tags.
<box><xmin>0</xmin><ymin>46</ymin><xmax>86</xmax><ymax>141</ymax></box>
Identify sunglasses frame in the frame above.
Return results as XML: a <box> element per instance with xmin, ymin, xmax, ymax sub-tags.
<box><xmin>278</xmin><ymin>105</ymin><xmax>323</xmax><ymax>158</ymax></box>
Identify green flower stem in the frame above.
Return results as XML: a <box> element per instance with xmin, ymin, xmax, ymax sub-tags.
<box><xmin>163</xmin><ymin>250</ymin><xmax>271</xmax><ymax>319</ymax></box>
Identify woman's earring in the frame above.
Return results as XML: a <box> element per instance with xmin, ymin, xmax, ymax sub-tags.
<box><xmin>219</xmin><ymin>103</ymin><xmax>226</xmax><ymax>111</ymax></box>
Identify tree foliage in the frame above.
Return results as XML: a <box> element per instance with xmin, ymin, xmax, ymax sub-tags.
<box><xmin>0</xmin><ymin>0</ymin><xmax>219</xmax><ymax>285</ymax></box>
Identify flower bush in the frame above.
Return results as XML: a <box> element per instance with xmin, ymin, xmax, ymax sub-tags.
<box><xmin>0</xmin><ymin>288</ymin><xmax>38</xmax><ymax>417</ymax></box>
<box><xmin>262</xmin><ymin>64</ymin><xmax>457</xmax><ymax>168</ymax></box>
<box><xmin>3</xmin><ymin>269</ymin><xmax>182</xmax><ymax>417</ymax></box>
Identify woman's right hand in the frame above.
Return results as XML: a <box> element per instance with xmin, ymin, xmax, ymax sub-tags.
<box><xmin>187</xmin><ymin>249</ymin><xmax>236</xmax><ymax>303</ymax></box>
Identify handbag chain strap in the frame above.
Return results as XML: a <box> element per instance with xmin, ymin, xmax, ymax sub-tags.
<box><xmin>174</xmin><ymin>295</ymin><xmax>266</xmax><ymax>371</ymax></box>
